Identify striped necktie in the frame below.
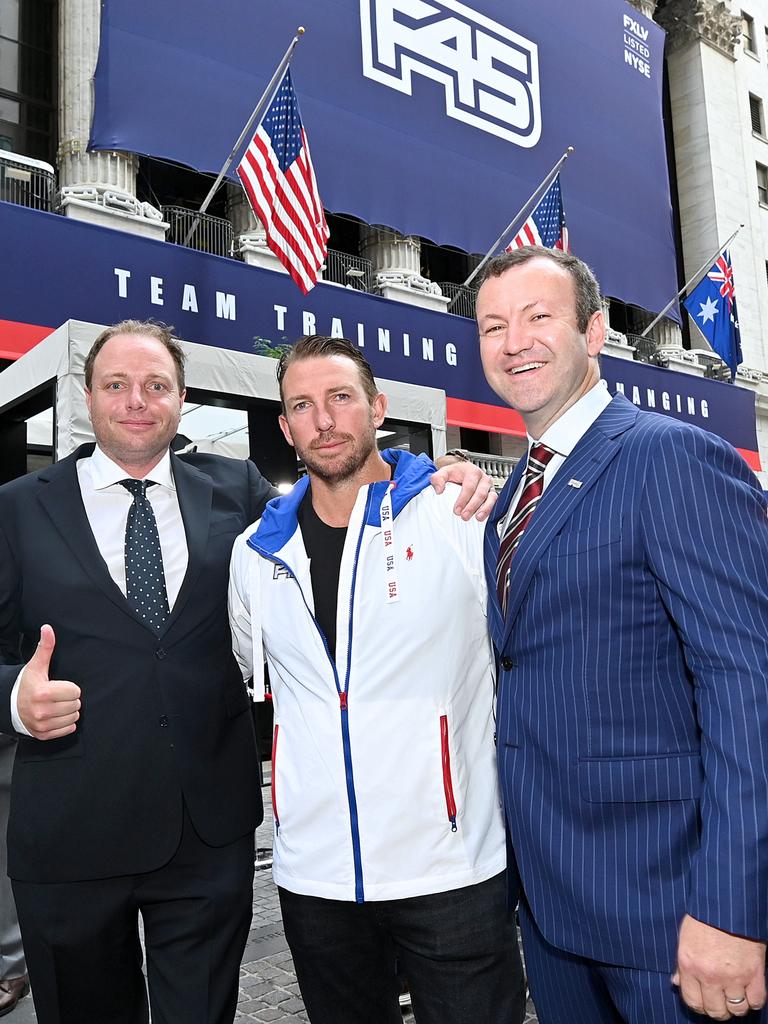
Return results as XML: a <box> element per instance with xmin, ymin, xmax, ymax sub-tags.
<box><xmin>496</xmin><ymin>444</ymin><xmax>557</xmax><ymax>613</ymax></box>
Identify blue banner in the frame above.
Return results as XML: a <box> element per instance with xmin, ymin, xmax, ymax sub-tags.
<box><xmin>89</xmin><ymin>0</ymin><xmax>678</xmax><ymax>319</ymax></box>
<box><xmin>0</xmin><ymin>202</ymin><xmax>758</xmax><ymax>466</ymax></box>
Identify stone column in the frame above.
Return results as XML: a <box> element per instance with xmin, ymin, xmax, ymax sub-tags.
<box><xmin>359</xmin><ymin>227</ymin><xmax>449</xmax><ymax>312</ymax></box>
<box><xmin>655</xmin><ymin>0</ymin><xmax>740</xmax><ymax>56</ymax></box>
<box><xmin>58</xmin><ymin>0</ymin><xmax>166</xmax><ymax>238</ymax></box>
<box><xmin>226</xmin><ymin>184</ymin><xmax>286</xmax><ymax>273</ymax></box>
<box><xmin>625</xmin><ymin>0</ymin><xmax>658</xmax><ymax>20</ymax></box>
<box><xmin>654</xmin><ymin>0</ymin><xmax>749</xmax><ymax>373</ymax></box>
<box><xmin>651</xmin><ymin>317</ymin><xmax>684</xmax><ymax>350</ymax></box>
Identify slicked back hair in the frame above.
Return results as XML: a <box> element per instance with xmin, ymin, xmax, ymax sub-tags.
<box><xmin>476</xmin><ymin>246</ymin><xmax>602</xmax><ymax>333</ymax></box>
<box><xmin>84</xmin><ymin>320</ymin><xmax>186</xmax><ymax>391</ymax></box>
<box><xmin>277</xmin><ymin>335</ymin><xmax>379</xmax><ymax>412</ymax></box>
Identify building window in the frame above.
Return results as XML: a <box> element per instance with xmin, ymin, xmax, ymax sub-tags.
<box><xmin>0</xmin><ymin>0</ymin><xmax>57</xmax><ymax>163</ymax></box>
<box><xmin>750</xmin><ymin>94</ymin><xmax>765</xmax><ymax>136</ymax></box>
<box><xmin>742</xmin><ymin>12</ymin><xmax>757</xmax><ymax>54</ymax></box>
<box><xmin>757</xmin><ymin>162</ymin><xmax>768</xmax><ymax>204</ymax></box>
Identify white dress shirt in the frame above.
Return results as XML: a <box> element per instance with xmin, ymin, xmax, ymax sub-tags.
<box><xmin>11</xmin><ymin>445</ymin><xmax>189</xmax><ymax>734</ymax></box>
<box><xmin>500</xmin><ymin>380</ymin><xmax>613</xmax><ymax>536</ymax></box>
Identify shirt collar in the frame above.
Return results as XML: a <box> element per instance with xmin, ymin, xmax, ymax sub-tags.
<box><xmin>88</xmin><ymin>445</ymin><xmax>176</xmax><ymax>491</ymax></box>
<box><xmin>531</xmin><ymin>380</ymin><xmax>612</xmax><ymax>458</ymax></box>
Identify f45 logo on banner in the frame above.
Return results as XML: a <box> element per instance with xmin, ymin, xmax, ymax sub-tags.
<box><xmin>360</xmin><ymin>0</ymin><xmax>541</xmax><ymax>147</ymax></box>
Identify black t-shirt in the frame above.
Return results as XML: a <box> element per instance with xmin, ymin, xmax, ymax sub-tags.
<box><xmin>297</xmin><ymin>491</ymin><xmax>347</xmax><ymax>661</ymax></box>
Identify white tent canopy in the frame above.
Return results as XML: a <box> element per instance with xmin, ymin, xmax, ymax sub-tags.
<box><xmin>0</xmin><ymin>320</ymin><xmax>448</xmax><ymax>463</ymax></box>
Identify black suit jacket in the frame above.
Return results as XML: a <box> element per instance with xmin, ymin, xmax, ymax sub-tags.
<box><xmin>0</xmin><ymin>444</ymin><xmax>275</xmax><ymax>883</ymax></box>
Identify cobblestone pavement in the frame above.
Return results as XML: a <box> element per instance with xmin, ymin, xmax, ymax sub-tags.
<box><xmin>13</xmin><ymin>780</ymin><xmax>539</xmax><ymax>1023</ymax></box>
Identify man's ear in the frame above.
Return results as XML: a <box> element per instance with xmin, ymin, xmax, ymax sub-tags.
<box><xmin>372</xmin><ymin>392</ymin><xmax>387</xmax><ymax>429</ymax></box>
<box><xmin>85</xmin><ymin>387</ymin><xmax>92</xmax><ymax>420</ymax></box>
<box><xmin>586</xmin><ymin>309</ymin><xmax>606</xmax><ymax>358</ymax></box>
<box><xmin>278</xmin><ymin>414</ymin><xmax>296</xmax><ymax>448</ymax></box>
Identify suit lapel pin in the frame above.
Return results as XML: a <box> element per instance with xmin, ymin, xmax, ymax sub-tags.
<box><xmin>567</xmin><ymin>479</ymin><xmax>583</xmax><ymax>488</ymax></box>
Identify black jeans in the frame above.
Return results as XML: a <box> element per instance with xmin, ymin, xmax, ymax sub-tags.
<box><xmin>279</xmin><ymin>870</ymin><xmax>525</xmax><ymax>1024</ymax></box>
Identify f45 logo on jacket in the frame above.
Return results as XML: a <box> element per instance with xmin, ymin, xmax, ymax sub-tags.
<box><xmin>360</xmin><ymin>0</ymin><xmax>541</xmax><ymax>147</ymax></box>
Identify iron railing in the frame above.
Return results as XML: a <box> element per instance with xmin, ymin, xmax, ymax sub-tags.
<box><xmin>162</xmin><ymin>205</ymin><xmax>233</xmax><ymax>257</ymax></box>
<box><xmin>323</xmin><ymin>249</ymin><xmax>374</xmax><ymax>291</ymax></box>
<box><xmin>627</xmin><ymin>332</ymin><xmax>669</xmax><ymax>365</ymax></box>
<box><xmin>0</xmin><ymin>151</ymin><xmax>55</xmax><ymax>211</ymax></box>
<box><xmin>439</xmin><ymin>282</ymin><xmax>478</xmax><ymax>319</ymax></box>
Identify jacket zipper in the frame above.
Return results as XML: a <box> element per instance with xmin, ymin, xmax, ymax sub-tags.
<box><xmin>335</xmin><ymin>487</ymin><xmax>375</xmax><ymax>903</ymax></box>
<box><xmin>440</xmin><ymin>714</ymin><xmax>458</xmax><ymax>832</ymax></box>
<box><xmin>253</xmin><ymin>521</ymin><xmax>372</xmax><ymax>903</ymax></box>
<box><xmin>271</xmin><ymin>724</ymin><xmax>280</xmax><ymax>833</ymax></box>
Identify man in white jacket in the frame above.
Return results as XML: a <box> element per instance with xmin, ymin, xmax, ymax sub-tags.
<box><xmin>229</xmin><ymin>336</ymin><xmax>524</xmax><ymax>1024</ymax></box>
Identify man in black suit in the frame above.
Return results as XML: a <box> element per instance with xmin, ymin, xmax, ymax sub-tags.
<box><xmin>0</xmin><ymin>320</ymin><xmax>274</xmax><ymax>1024</ymax></box>
<box><xmin>0</xmin><ymin>320</ymin><xmax>494</xmax><ymax>1024</ymax></box>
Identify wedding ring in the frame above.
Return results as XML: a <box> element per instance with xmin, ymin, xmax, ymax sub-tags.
<box><xmin>726</xmin><ymin>996</ymin><xmax>747</xmax><ymax>1005</ymax></box>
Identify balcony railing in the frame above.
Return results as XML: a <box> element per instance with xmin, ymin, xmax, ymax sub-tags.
<box><xmin>0</xmin><ymin>151</ymin><xmax>55</xmax><ymax>211</ymax></box>
<box><xmin>163</xmin><ymin>205</ymin><xmax>233</xmax><ymax>257</ymax></box>
<box><xmin>464</xmin><ymin>450</ymin><xmax>520</xmax><ymax>487</ymax></box>
<box><xmin>439</xmin><ymin>282</ymin><xmax>478</xmax><ymax>320</ymax></box>
<box><xmin>323</xmin><ymin>249</ymin><xmax>374</xmax><ymax>292</ymax></box>
<box><xmin>626</xmin><ymin>332</ymin><xmax>660</xmax><ymax>364</ymax></box>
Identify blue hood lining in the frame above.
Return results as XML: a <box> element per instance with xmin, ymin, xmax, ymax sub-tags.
<box><xmin>247</xmin><ymin>449</ymin><xmax>436</xmax><ymax>556</ymax></box>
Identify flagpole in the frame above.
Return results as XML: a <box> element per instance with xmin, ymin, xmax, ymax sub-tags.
<box><xmin>640</xmin><ymin>223</ymin><xmax>744</xmax><ymax>337</ymax></box>
<box><xmin>447</xmin><ymin>145</ymin><xmax>574</xmax><ymax>312</ymax></box>
<box><xmin>181</xmin><ymin>27</ymin><xmax>306</xmax><ymax>248</ymax></box>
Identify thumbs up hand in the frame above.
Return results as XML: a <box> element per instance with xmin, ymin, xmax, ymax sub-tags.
<box><xmin>17</xmin><ymin>625</ymin><xmax>81</xmax><ymax>740</ymax></box>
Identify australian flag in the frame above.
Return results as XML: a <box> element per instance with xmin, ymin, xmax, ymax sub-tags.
<box><xmin>683</xmin><ymin>250</ymin><xmax>742</xmax><ymax>380</ymax></box>
<box><xmin>507</xmin><ymin>174</ymin><xmax>569</xmax><ymax>251</ymax></box>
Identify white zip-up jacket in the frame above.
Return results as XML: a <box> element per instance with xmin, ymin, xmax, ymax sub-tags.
<box><xmin>229</xmin><ymin>450</ymin><xmax>506</xmax><ymax>902</ymax></box>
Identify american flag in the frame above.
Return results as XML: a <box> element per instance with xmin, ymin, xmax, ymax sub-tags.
<box><xmin>507</xmin><ymin>174</ymin><xmax>569</xmax><ymax>252</ymax></box>
<box><xmin>237</xmin><ymin>69</ymin><xmax>329</xmax><ymax>294</ymax></box>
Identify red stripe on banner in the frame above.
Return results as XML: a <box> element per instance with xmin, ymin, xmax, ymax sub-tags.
<box><xmin>446</xmin><ymin>397</ymin><xmax>528</xmax><ymax>436</ymax></box>
<box><xmin>736</xmin><ymin>447</ymin><xmax>762</xmax><ymax>472</ymax></box>
<box><xmin>448</xmin><ymin>403</ymin><xmax>763</xmax><ymax>471</ymax></box>
<box><xmin>0</xmin><ymin>320</ymin><xmax>53</xmax><ymax>360</ymax></box>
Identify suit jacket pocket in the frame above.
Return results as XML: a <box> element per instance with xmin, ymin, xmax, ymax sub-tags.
<box><xmin>578</xmin><ymin>753</ymin><xmax>703</xmax><ymax>803</ymax></box>
<box><xmin>548</xmin><ymin>523</ymin><xmax>622</xmax><ymax>556</ymax></box>
<box><xmin>16</xmin><ymin>731</ymin><xmax>84</xmax><ymax>762</ymax></box>
<box><xmin>225</xmin><ymin>682</ymin><xmax>250</xmax><ymax>718</ymax></box>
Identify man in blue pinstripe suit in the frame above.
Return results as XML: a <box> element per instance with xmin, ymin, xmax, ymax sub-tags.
<box><xmin>476</xmin><ymin>246</ymin><xmax>768</xmax><ymax>1023</ymax></box>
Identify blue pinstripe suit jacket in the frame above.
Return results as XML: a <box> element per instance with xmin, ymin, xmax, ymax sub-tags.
<box><xmin>485</xmin><ymin>393</ymin><xmax>768</xmax><ymax>972</ymax></box>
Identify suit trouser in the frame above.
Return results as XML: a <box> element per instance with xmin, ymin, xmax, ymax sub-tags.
<box><xmin>519</xmin><ymin>896</ymin><xmax>768</xmax><ymax>1024</ymax></box>
<box><xmin>279</xmin><ymin>869</ymin><xmax>526</xmax><ymax>1024</ymax></box>
<box><xmin>12</xmin><ymin>804</ymin><xmax>254</xmax><ymax>1024</ymax></box>
<box><xmin>0</xmin><ymin>735</ymin><xmax>25</xmax><ymax>982</ymax></box>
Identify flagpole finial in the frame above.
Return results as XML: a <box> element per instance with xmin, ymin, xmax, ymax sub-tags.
<box><xmin>297</xmin><ymin>26</ymin><xmax>306</xmax><ymax>35</ymax></box>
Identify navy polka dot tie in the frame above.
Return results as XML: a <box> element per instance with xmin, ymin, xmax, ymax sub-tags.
<box><xmin>120</xmin><ymin>479</ymin><xmax>170</xmax><ymax>632</ymax></box>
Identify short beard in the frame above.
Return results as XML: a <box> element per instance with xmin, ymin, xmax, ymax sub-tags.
<box><xmin>298</xmin><ymin>428</ymin><xmax>377</xmax><ymax>486</ymax></box>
